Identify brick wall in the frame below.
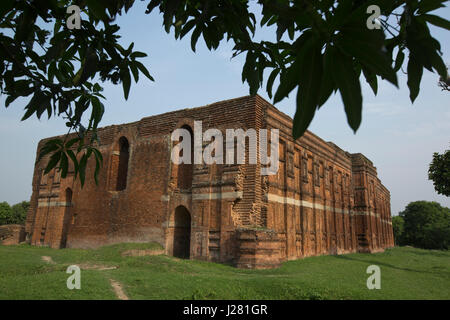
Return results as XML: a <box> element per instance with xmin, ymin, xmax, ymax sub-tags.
<box><xmin>0</xmin><ymin>224</ymin><xmax>25</xmax><ymax>245</ymax></box>
<box><xmin>25</xmin><ymin>95</ymin><xmax>394</xmax><ymax>268</ymax></box>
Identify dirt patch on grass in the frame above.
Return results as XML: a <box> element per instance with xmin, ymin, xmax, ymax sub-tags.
<box><xmin>41</xmin><ymin>256</ymin><xmax>55</xmax><ymax>264</ymax></box>
<box><xmin>109</xmin><ymin>279</ymin><xmax>129</xmax><ymax>300</ymax></box>
<box><xmin>78</xmin><ymin>263</ymin><xmax>118</xmax><ymax>270</ymax></box>
<box><xmin>121</xmin><ymin>249</ymin><xmax>165</xmax><ymax>257</ymax></box>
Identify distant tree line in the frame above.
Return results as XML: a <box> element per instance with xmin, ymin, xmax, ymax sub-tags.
<box><xmin>0</xmin><ymin>201</ymin><xmax>29</xmax><ymax>225</ymax></box>
<box><xmin>392</xmin><ymin>201</ymin><xmax>450</xmax><ymax>250</ymax></box>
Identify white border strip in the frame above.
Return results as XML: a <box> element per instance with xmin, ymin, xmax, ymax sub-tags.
<box><xmin>161</xmin><ymin>191</ymin><xmax>243</xmax><ymax>202</ymax></box>
<box><xmin>37</xmin><ymin>201</ymin><xmax>71</xmax><ymax>208</ymax></box>
<box><xmin>266</xmin><ymin>193</ymin><xmax>391</xmax><ymax>224</ymax></box>
<box><xmin>193</xmin><ymin>191</ymin><xmax>243</xmax><ymax>200</ymax></box>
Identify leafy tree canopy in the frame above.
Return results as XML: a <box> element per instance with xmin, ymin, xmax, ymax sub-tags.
<box><xmin>0</xmin><ymin>201</ymin><xmax>30</xmax><ymax>225</ymax></box>
<box><xmin>1</xmin><ymin>0</ymin><xmax>449</xmax><ymax>185</ymax></box>
<box><xmin>0</xmin><ymin>202</ymin><xmax>12</xmax><ymax>225</ymax></box>
<box><xmin>428</xmin><ymin>149</ymin><xmax>450</xmax><ymax>196</ymax></box>
<box><xmin>398</xmin><ymin>201</ymin><xmax>450</xmax><ymax>250</ymax></box>
<box><xmin>11</xmin><ymin>201</ymin><xmax>30</xmax><ymax>224</ymax></box>
<box><xmin>392</xmin><ymin>215</ymin><xmax>404</xmax><ymax>245</ymax></box>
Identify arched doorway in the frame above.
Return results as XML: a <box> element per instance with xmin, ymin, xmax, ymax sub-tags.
<box><xmin>173</xmin><ymin>206</ymin><xmax>191</xmax><ymax>259</ymax></box>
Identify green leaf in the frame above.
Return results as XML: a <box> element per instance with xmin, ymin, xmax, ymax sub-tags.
<box><xmin>418</xmin><ymin>0</ymin><xmax>446</xmax><ymax>14</ymax></box>
<box><xmin>5</xmin><ymin>95</ymin><xmax>18</xmax><ymax>107</ymax></box>
<box><xmin>422</xmin><ymin>14</ymin><xmax>450</xmax><ymax>30</ymax></box>
<box><xmin>44</xmin><ymin>151</ymin><xmax>62</xmax><ymax>174</ymax></box>
<box><xmin>79</xmin><ymin>153</ymin><xmax>88</xmax><ymax>187</ymax></box>
<box><xmin>318</xmin><ymin>47</ymin><xmax>336</xmax><ymax>107</ymax></box>
<box><xmin>21</xmin><ymin>108</ymin><xmax>35</xmax><ymax>122</ymax></box>
<box><xmin>293</xmin><ymin>40</ymin><xmax>323</xmax><ymax>139</ymax></box>
<box><xmin>362</xmin><ymin>68</ymin><xmax>378</xmax><ymax>96</ymax></box>
<box><xmin>122</xmin><ymin>68</ymin><xmax>131</xmax><ymax>100</ymax></box>
<box><xmin>242</xmin><ymin>51</ymin><xmax>259</xmax><ymax>95</ymax></box>
<box><xmin>21</xmin><ymin>92</ymin><xmax>48</xmax><ymax>121</ymax></box>
<box><xmin>260</xmin><ymin>12</ymin><xmax>273</xmax><ymax>27</ymax></box>
<box><xmin>429</xmin><ymin>48</ymin><xmax>448</xmax><ymax>79</ymax></box>
<box><xmin>273</xmin><ymin>59</ymin><xmax>301</xmax><ymax>104</ymax></box>
<box><xmin>0</xmin><ymin>0</ymin><xmax>14</xmax><ymax>20</ymax></box>
<box><xmin>91</xmin><ymin>96</ymin><xmax>105</xmax><ymax>129</ymax></box>
<box><xmin>331</xmin><ymin>48</ymin><xmax>363</xmax><ymax>133</ymax></box>
<box><xmin>405</xmin><ymin>18</ymin><xmax>437</xmax><ymax>72</ymax></box>
<box><xmin>92</xmin><ymin>148</ymin><xmax>103</xmax><ymax>185</ymax></box>
<box><xmin>273</xmin><ymin>31</ymin><xmax>313</xmax><ymax>104</ymax></box>
<box><xmin>130</xmin><ymin>51</ymin><xmax>147</xmax><ymax>58</ymax></box>
<box><xmin>394</xmin><ymin>50</ymin><xmax>405</xmax><ymax>72</ymax></box>
<box><xmin>266</xmin><ymin>68</ymin><xmax>279</xmax><ymax>99</ymax></box>
<box><xmin>48</xmin><ymin>62</ymin><xmax>56</xmax><ymax>82</ymax></box>
<box><xmin>276</xmin><ymin>23</ymin><xmax>288</xmax><ymax>42</ymax></box>
<box><xmin>66</xmin><ymin>149</ymin><xmax>79</xmax><ymax>178</ymax></box>
<box><xmin>336</xmin><ymin>30</ymin><xmax>398</xmax><ymax>87</ymax></box>
<box><xmin>191</xmin><ymin>27</ymin><xmax>202</xmax><ymax>52</ymax></box>
<box><xmin>92</xmin><ymin>148</ymin><xmax>103</xmax><ymax>164</ymax></box>
<box><xmin>65</xmin><ymin>138</ymin><xmax>80</xmax><ymax>149</ymax></box>
<box><xmin>63</xmin><ymin>44</ymin><xmax>78</xmax><ymax>61</ymax></box>
<box><xmin>93</xmin><ymin>83</ymin><xmax>102</xmax><ymax>92</ymax></box>
<box><xmin>60</xmin><ymin>151</ymin><xmax>69</xmax><ymax>178</ymax></box>
<box><xmin>75</xmin><ymin>51</ymin><xmax>98</xmax><ymax>85</ymax></box>
<box><xmin>38</xmin><ymin>141</ymin><xmax>61</xmax><ymax>162</ymax></box>
<box><xmin>407</xmin><ymin>55</ymin><xmax>423</xmax><ymax>103</ymax></box>
<box><xmin>86</xmin><ymin>0</ymin><xmax>109</xmax><ymax>21</ymax></box>
<box><xmin>134</xmin><ymin>61</ymin><xmax>154</xmax><ymax>81</ymax></box>
<box><xmin>180</xmin><ymin>20</ymin><xmax>196</xmax><ymax>39</ymax></box>
<box><xmin>53</xmin><ymin>19</ymin><xmax>62</xmax><ymax>35</ymax></box>
<box><xmin>16</xmin><ymin>9</ymin><xmax>37</xmax><ymax>43</ymax></box>
<box><xmin>130</xmin><ymin>63</ymin><xmax>139</xmax><ymax>83</ymax></box>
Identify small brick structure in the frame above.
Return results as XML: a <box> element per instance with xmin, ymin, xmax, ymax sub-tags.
<box><xmin>0</xmin><ymin>224</ymin><xmax>25</xmax><ymax>245</ymax></box>
<box><xmin>25</xmin><ymin>95</ymin><xmax>394</xmax><ymax>268</ymax></box>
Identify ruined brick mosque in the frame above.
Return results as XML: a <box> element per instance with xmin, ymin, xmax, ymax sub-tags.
<box><xmin>25</xmin><ymin>95</ymin><xmax>394</xmax><ymax>269</ymax></box>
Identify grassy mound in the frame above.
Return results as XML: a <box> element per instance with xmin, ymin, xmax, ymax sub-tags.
<box><xmin>0</xmin><ymin>244</ymin><xmax>448</xmax><ymax>300</ymax></box>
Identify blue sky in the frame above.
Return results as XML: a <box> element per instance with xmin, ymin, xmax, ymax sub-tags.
<box><xmin>0</xmin><ymin>2</ymin><xmax>449</xmax><ymax>214</ymax></box>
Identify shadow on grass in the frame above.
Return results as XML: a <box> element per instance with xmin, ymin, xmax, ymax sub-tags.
<box><xmin>332</xmin><ymin>253</ymin><xmax>450</xmax><ymax>276</ymax></box>
<box><xmin>400</xmin><ymin>247</ymin><xmax>449</xmax><ymax>258</ymax></box>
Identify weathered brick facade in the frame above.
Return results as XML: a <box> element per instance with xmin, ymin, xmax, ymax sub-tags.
<box><xmin>25</xmin><ymin>95</ymin><xmax>394</xmax><ymax>268</ymax></box>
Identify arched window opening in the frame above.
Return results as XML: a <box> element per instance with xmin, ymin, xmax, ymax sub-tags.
<box><xmin>65</xmin><ymin>188</ymin><xmax>73</xmax><ymax>203</ymax></box>
<box><xmin>176</xmin><ymin>125</ymin><xmax>193</xmax><ymax>190</ymax></box>
<box><xmin>116</xmin><ymin>137</ymin><xmax>130</xmax><ymax>191</ymax></box>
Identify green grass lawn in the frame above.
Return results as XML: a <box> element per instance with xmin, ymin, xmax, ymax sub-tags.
<box><xmin>0</xmin><ymin>243</ymin><xmax>448</xmax><ymax>300</ymax></box>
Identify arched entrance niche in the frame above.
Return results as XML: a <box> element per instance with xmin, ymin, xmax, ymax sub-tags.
<box><xmin>172</xmin><ymin>205</ymin><xmax>191</xmax><ymax>259</ymax></box>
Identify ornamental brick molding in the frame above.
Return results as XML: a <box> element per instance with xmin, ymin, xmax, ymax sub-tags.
<box><xmin>25</xmin><ymin>95</ymin><xmax>394</xmax><ymax>268</ymax></box>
